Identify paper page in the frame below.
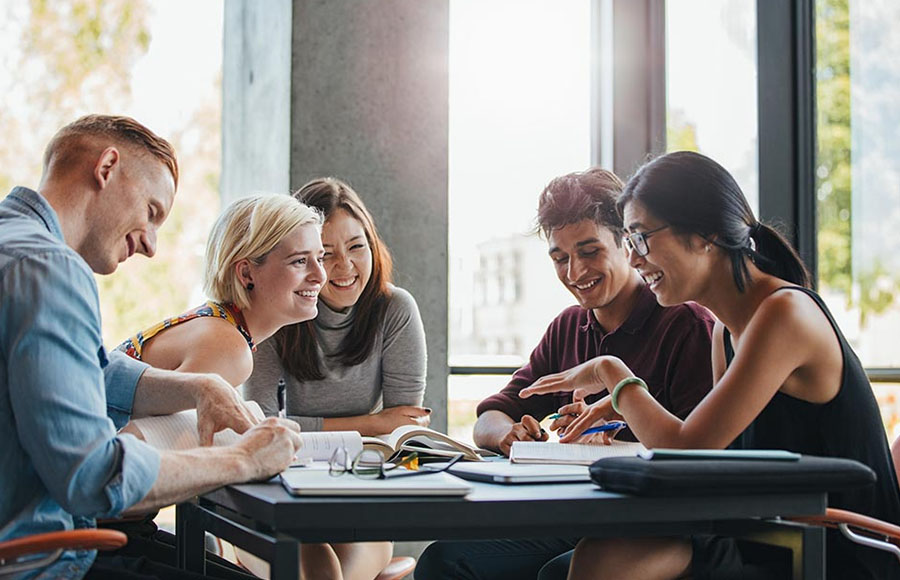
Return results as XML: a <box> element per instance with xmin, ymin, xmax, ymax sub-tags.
<box><xmin>377</xmin><ymin>425</ymin><xmax>422</xmax><ymax>449</ymax></box>
<box><xmin>297</xmin><ymin>431</ymin><xmax>363</xmax><ymax>462</ymax></box>
<box><xmin>510</xmin><ymin>441</ymin><xmax>646</xmax><ymax>465</ymax></box>
<box><xmin>130</xmin><ymin>400</ymin><xmax>265</xmax><ymax>450</ymax></box>
<box><xmin>381</xmin><ymin>425</ymin><xmax>479</xmax><ymax>454</ymax></box>
<box><xmin>361</xmin><ymin>437</ymin><xmax>395</xmax><ymax>456</ymax></box>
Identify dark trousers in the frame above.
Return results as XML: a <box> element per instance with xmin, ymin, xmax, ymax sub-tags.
<box><xmin>416</xmin><ymin>537</ymin><xmax>578</xmax><ymax>580</ymax></box>
<box><xmin>89</xmin><ymin>517</ymin><xmax>254</xmax><ymax>580</ymax></box>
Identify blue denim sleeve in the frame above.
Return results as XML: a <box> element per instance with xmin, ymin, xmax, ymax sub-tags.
<box><xmin>104</xmin><ymin>349</ymin><xmax>149</xmax><ymax>430</ymax></box>
<box><xmin>2</xmin><ymin>252</ymin><xmax>160</xmax><ymax>517</ymax></box>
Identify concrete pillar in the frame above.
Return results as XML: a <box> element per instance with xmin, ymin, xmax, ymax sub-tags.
<box><xmin>222</xmin><ymin>0</ymin><xmax>293</xmax><ymax>202</ymax></box>
<box><xmin>222</xmin><ymin>0</ymin><xmax>450</xmax><ymax>432</ymax></box>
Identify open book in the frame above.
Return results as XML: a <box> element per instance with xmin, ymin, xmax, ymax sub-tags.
<box><xmin>510</xmin><ymin>440</ymin><xmax>647</xmax><ymax>466</ymax></box>
<box><xmin>126</xmin><ymin>402</ymin><xmax>365</xmax><ymax>464</ymax></box>
<box><xmin>125</xmin><ymin>400</ymin><xmax>267</xmax><ymax>449</ymax></box>
<box><xmin>126</xmin><ymin>404</ymin><xmax>491</xmax><ymax>463</ymax></box>
<box><xmin>362</xmin><ymin>425</ymin><xmax>495</xmax><ymax>462</ymax></box>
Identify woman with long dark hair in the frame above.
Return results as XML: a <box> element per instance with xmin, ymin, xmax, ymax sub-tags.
<box><xmin>244</xmin><ymin>177</ymin><xmax>428</xmax><ymax>580</ymax></box>
<box><xmin>521</xmin><ymin>151</ymin><xmax>900</xmax><ymax>579</ymax></box>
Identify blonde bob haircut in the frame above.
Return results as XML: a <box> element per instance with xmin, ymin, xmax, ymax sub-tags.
<box><xmin>203</xmin><ymin>193</ymin><xmax>322</xmax><ymax>310</ymax></box>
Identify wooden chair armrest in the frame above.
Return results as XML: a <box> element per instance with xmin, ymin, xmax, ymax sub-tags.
<box><xmin>0</xmin><ymin>529</ymin><xmax>127</xmax><ymax>562</ymax></box>
<box><xmin>793</xmin><ymin>508</ymin><xmax>900</xmax><ymax>542</ymax></box>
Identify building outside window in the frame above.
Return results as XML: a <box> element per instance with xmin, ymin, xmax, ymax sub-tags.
<box><xmin>448</xmin><ymin>0</ymin><xmax>591</xmax><ymax>442</ymax></box>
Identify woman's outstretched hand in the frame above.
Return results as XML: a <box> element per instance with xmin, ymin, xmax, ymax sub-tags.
<box><xmin>519</xmin><ymin>356</ymin><xmax>632</xmax><ymax>401</ymax></box>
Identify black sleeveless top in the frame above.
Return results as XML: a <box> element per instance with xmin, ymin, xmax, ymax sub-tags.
<box><xmin>724</xmin><ymin>286</ymin><xmax>900</xmax><ymax>578</ymax></box>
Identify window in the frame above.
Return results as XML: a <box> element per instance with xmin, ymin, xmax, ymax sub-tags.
<box><xmin>0</xmin><ymin>0</ymin><xmax>224</xmax><ymax>346</ymax></box>
<box><xmin>665</xmin><ymin>0</ymin><xmax>759</xmax><ymax>211</ymax></box>
<box><xmin>448</xmin><ymin>0</ymin><xmax>592</xmax><ymax>441</ymax></box>
<box><xmin>815</xmin><ymin>0</ymin><xmax>900</xmax><ymax>438</ymax></box>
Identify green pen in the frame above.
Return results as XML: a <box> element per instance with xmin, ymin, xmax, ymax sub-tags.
<box><xmin>548</xmin><ymin>412</ymin><xmax>576</xmax><ymax>420</ymax></box>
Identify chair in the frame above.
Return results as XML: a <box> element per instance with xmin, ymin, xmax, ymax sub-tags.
<box><xmin>789</xmin><ymin>433</ymin><xmax>900</xmax><ymax>562</ymax></box>
<box><xmin>0</xmin><ymin>529</ymin><xmax>127</xmax><ymax>576</ymax></box>
<box><xmin>792</xmin><ymin>508</ymin><xmax>900</xmax><ymax>561</ymax></box>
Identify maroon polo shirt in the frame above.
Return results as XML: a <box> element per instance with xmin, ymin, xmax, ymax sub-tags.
<box><xmin>477</xmin><ymin>284</ymin><xmax>715</xmax><ymax>439</ymax></box>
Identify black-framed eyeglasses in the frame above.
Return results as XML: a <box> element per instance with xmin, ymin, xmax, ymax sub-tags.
<box><xmin>623</xmin><ymin>225</ymin><xmax>669</xmax><ymax>257</ymax></box>
<box><xmin>328</xmin><ymin>447</ymin><xmax>464</xmax><ymax>480</ymax></box>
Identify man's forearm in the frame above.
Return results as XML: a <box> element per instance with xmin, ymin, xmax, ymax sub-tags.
<box><xmin>124</xmin><ymin>446</ymin><xmax>253</xmax><ymax>514</ymax></box>
<box><xmin>131</xmin><ymin>367</ymin><xmax>209</xmax><ymax>418</ymax></box>
<box><xmin>473</xmin><ymin>410</ymin><xmax>515</xmax><ymax>451</ymax></box>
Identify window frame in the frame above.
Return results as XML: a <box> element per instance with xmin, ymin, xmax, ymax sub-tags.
<box><xmin>449</xmin><ymin>0</ymin><xmax>900</xmax><ymax>384</ymax></box>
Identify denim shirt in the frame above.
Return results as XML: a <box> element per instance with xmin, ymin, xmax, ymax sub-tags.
<box><xmin>0</xmin><ymin>187</ymin><xmax>161</xmax><ymax>579</ymax></box>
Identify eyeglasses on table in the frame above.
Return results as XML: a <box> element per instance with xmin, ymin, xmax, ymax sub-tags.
<box><xmin>328</xmin><ymin>448</ymin><xmax>464</xmax><ymax>479</ymax></box>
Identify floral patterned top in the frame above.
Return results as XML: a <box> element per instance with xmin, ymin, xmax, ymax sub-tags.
<box><xmin>117</xmin><ymin>300</ymin><xmax>255</xmax><ymax>361</ymax></box>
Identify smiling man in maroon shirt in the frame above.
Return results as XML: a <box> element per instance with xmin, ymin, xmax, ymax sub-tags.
<box><xmin>474</xmin><ymin>167</ymin><xmax>715</xmax><ymax>454</ymax></box>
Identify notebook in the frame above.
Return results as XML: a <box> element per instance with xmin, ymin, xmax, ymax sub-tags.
<box><xmin>280</xmin><ymin>468</ymin><xmax>473</xmax><ymax>496</ymax></box>
<box><xmin>448</xmin><ymin>461</ymin><xmax>590</xmax><ymax>484</ymax></box>
<box><xmin>639</xmin><ymin>448</ymin><xmax>801</xmax><ymax>461</ymax></box>
<box><xmin>509</xmin><ymin>441</ymin><xmax>646</xmax><ymax>466</ymax></box>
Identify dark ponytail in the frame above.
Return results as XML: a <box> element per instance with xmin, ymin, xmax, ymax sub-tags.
<box><xmin>618</xmin><ymin>151</ymin><xmax>810</xmax><ymax>292</ymax></box>
<box><xmin>750</xmin><ymin>222</ymin><xmax>811</xmax><ymax>289</ymax></box>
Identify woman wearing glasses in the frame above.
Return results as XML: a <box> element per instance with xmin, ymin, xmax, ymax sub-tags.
<box><xmin>244</xmin><ymin>177</ymin><xmax>428</xmax><ymax>580</ymax></box>
<box><xmin>521</xmin><ymin>151</ymin><xmax>900</xmax><ymax>580</ymax></box>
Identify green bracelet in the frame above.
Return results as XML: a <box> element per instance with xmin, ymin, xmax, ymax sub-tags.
<box><xmin>610</xmin><ymin>377</ymin><xmax>649</xmax><ymax>414</ymax></box>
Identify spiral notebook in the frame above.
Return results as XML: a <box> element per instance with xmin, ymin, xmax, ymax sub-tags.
<box><xmin>509</xmin><ymin>441</ymin><xmax>646</xmax><ymax>466</ymax></box>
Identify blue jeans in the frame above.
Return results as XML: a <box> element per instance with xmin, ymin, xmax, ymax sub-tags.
<box><xmin>416</xmin><ymin>538</ymin><xmax>578</xmax><ymax>580</ymax></box>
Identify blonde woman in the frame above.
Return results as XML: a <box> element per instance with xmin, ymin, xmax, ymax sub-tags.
<box><xmin>118</xmin><ymin>193</ymin><xmax>325</xmax><ymax>388</ymax></box>
<box><xmin>117</xmin><ymin>193</ymin><xmax>329</xmax><ymax>578</ymax></box>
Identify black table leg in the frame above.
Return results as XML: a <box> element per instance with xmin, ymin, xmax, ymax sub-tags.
<box><xmin>797</xmin><ymin>523</ymin><xmax>825</xmax><ymax>580</ymax></box>
<box><xmin>269</xmin><ymin>539</ymin><xmax>299</xmax><ymax>580</ymax></box>
<box><xmin>176</xmin><ymin>501</ymin><xmax>207</xmax><ymax>574</ymax></box>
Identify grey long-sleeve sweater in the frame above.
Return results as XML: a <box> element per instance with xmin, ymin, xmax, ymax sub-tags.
<box><xmin>243</xmin><ymin>284</ymin><xmax>427</xmax><ymax>431</ymax></box>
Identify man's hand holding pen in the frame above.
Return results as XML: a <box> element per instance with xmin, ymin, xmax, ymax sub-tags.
<box><xmin>498</xmin><ymin>415</ymin><xmax>548</xmax><ymax>456</ymax></box>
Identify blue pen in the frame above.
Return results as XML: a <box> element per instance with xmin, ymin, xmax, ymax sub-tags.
<box><xmin>579</xmin><ymin>421</ymin><xmax>627</xmax><ymax>436</ymax></box>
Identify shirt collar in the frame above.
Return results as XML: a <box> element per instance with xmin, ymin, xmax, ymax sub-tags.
<box><xmin>5</xmin><ymin>186</ymin><xmax>65</xmax><ymax>242</ymax></box>
<box><xmin>580</xmin><ymin>283</ymin><xmax>658</xmax><ymax>336</ymax></box>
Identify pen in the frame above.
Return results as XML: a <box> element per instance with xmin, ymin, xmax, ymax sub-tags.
<box><xmin>579</xmin><ymin>421</ymin><xmax>627</xmax><ymax>436</ymax></box>
<box><xmin>277</xmin><ymin>378</ymin><xmax>286</xmax><ymax>419</ymax></box>
<box><xmin>548</xmin><ymin>412</ymin><xmax>577</xmax><ymax>420</ymax></box>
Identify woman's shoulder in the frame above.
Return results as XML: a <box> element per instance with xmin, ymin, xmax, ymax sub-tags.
<box><xmin>383</xmin><ymin>284</ymin><xmax>421</xmax><ymax>314</ymax></box>
<box><xmin>757</xmin><ymin>285</ymin><xmax>819</xmax><ymax>317</ymax></box>
<box><xmin>176</xmin><ymin>314</ymin><xmax>253</xmax><ymax>352</ymax></box>
<box><xmin>141</xmin><ymin>313</ymin><xmax>254</xmax><ymax>385</ymax></box>
<box><xmin>751</xmin><ymin>285</ymin><xmax>833</xmax><ymax>338</ymax></box>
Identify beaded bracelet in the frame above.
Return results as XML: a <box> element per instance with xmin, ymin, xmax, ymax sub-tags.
<box><xmin>610</xmin><ymin>377</ymin><xmax>649</xmax><ymax>414</ymax></box>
